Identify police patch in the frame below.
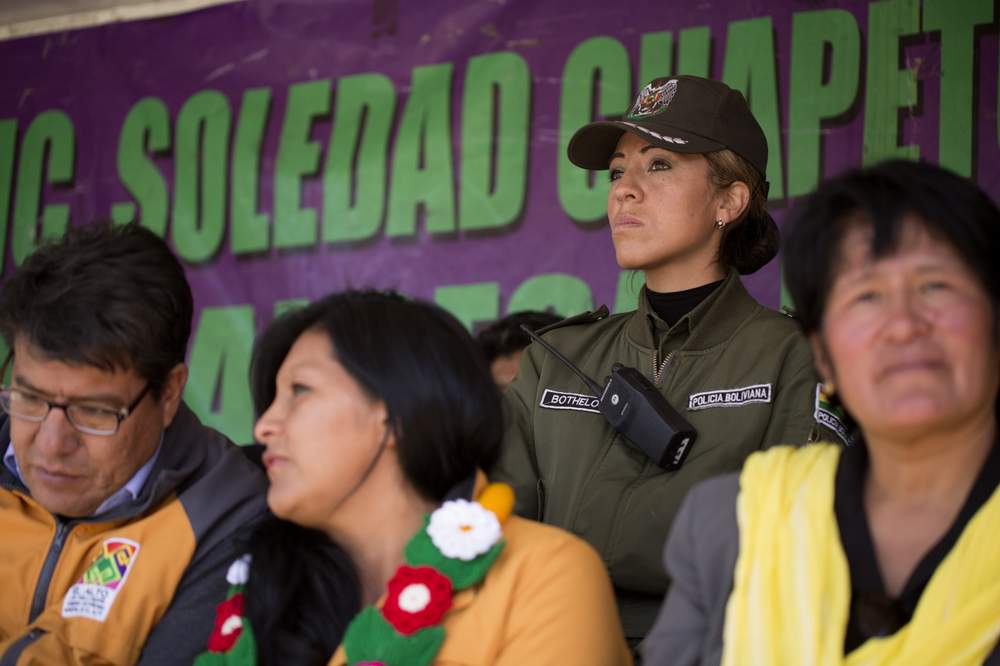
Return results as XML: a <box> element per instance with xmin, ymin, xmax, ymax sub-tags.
<box><xmin>629</xmin><ymin>79</ymin><xmax>678</xmax><ymax>117</ymax></box>
<box><xmin>814</xmin><ymin>383</ymin><xmax>850</xmax><ymax>444</ymax></box>
<box><xmin>62</xmin><ymin>538</ymin><xmax>140</xmax><ymax>622</ymax></box>
<box><xmin>539</xmin><ymin>388</ymin><xmax>601</xmax><ymax>414</ymax></box>
<box><xmin>687</xmin><ymin>383</ymin><xmax>772</xmax><ymax>411</ymax></box>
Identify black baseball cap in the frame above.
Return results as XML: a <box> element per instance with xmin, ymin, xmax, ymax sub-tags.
<box><xmin>568</xmin><ymin>75</ymin><xmax>769</xmax><ymax>182</ymax></box>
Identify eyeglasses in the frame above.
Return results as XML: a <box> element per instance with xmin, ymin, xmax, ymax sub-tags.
<box><xmin>0</xmin><ymin>353</ymin><xmax>151</xmax><ymax>436</ymax></box>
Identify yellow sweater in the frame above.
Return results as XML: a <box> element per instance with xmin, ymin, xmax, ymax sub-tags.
<box><xmin>329</xmin><ymin>514</ymin><xmax>632</xmax><ymax>666</ymax></box>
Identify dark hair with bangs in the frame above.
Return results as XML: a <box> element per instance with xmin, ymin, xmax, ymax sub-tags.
<box><xmin>783</xmin><ymin>159</ymin><xmax>1000</xmax><ymax>336</ymax></box>
<box><xmin>250</xmin><ymin>290</ymin><xmax>503</xmax><ymax>501</ymax></box>
<box><xmin>0</xmin><ymin>221</ymin><xmax>193</xmax><ymax>396</ymax></box>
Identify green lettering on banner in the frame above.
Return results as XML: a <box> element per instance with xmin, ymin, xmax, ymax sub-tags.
<box><xmin>274</xmin><ymin>80</ymin><xmax>331</xmax><ymax>249</ymax></box>
<box><xmin>862</xmin><ymin>0</ymin><xmax>920</xmax><ymax>165</ymax></box>
<box><xmin>722</xmin><ymin>17</ymin><xmax>785</xmax><ymax>199</ymax></box>
<box><xmin>185</xmin><ymin>305</ymin><xmax>255</xmax><ymax>444</ymax></box>
<box><xmin>113</xmin><ymin>97</ymin><xmax>171</xmax><ymax>234</ymax></box>
<box><xmin>787</xmin><ymin>9</ymin><xmax>861</xmax><ymax>197</ymax></box>
<box><xmin>613</xmin><ymin>270</ymin><xmax>642</xmax><ymax>313</ymax></box>
<box><xmin>558</xmin><ymin>37</ymin><xmax>630</xmax><ymax>223</ymax></box>
<box><xmin>324</xmin><ymin>73</ymin><xmax>395</xmax><ymax>243</ymax></box>
<box><xmin>677</xmin><ymin>26</ymin><xmax>711</xmax><ymax>77</ymax></box>
<box><xmin>12</xmin><ymin>110</ymin><xmax>74</xmax><ymax>266</ymax></box>
<box><xmin>924</xmin><ymin>0</ymin><xmax>993</xmax><ymax>177</ymax></box>
<box><xmin>0</xmin><ymin>119</ymin><xmax>16</xmax><ymax>272</ymax></box>
<box><xmin>172</xmin><ymin>91</ymin><xmax>231</xmax><ymax>263</ymax></box>
<box><xmin>508</xmin><ymin>273</ymin><xmax>593</xmax><ymax>318</ymax></box>
<box><xmin>638</xmin><ymin>31</ymin><xmax>673</xmax><ymax>88</ymax></box>
<box><xmin>387</xmin><ymin>63</ymin><xmax>456</xmax><ymax>238</ymax></box>
<box><xmin>434</xmin><ymin>282</ymin><xmax>499</xmax><ymax>331</ymax></box>
<box><xmin>231</xmin><ymin>87</ymin><xmax>272</xmax><ymax>254</ymax></box>
<box><xmin>273</xmin><ymin>297</ymin><xmax>309</xmax><ymax>317</ymax></box>
<box><xmin>459</xmin><ymin>52</ymin><xmax>530</xmax><ymax>232</ymax></box>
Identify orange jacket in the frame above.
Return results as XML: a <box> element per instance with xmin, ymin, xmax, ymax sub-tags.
<box><xmin>328</xmin><ymin>514</ymin><xmax>633</xmax><ymax>666</ymax></box>
<box><xmin>0</xmin><ymin>405</ymin><xmax>267</xmax><ymax>665</ymax></box>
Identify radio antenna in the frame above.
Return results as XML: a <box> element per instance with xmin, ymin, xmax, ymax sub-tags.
<box><xmin>519</xmin><ymin>324</ymin><xmax>604</xmax><ymax>395</ymax></box>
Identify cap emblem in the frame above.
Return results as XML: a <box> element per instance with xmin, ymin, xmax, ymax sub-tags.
<box><xmin>628</xmin><ymin>79</ymin><xmax>678</xmax><ymax>118</ymax></box>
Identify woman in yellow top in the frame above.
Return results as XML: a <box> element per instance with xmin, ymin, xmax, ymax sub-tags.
<box><xmin>199</xmin><ymin>291</ymin><xmax>631</xmax><ymax>665</ymax></box>
<box><xmin>644</xmin><ymin>159</ymin><xmax>1000</xmax><ymax>665</ymax></box>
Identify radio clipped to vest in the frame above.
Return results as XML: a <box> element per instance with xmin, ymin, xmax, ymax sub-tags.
<box><xmin>521</xmin><ymin>326</ymin><xmax>697</xmax><ymax>470</ymax></box>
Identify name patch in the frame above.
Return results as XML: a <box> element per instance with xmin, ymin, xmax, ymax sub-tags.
<box><xmin>62</xmin><ymin>538</ymin><xmax>140</xmax><ymax>622</ymax></box>
<box><xmin>688</xmin><ymin>383</ymin><xmax>772</xmax><ymax>411</ymax></box>
<box><xmin>539</xmin><ymin>388</ymin><xmax>601</xmax><ymax>414</ymax></box>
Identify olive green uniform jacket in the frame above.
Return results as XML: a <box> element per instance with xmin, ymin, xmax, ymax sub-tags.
<box><xmin>490</xmin><ymin>270</ymin><xmax>844</xmax><ymax>640</ymax></box>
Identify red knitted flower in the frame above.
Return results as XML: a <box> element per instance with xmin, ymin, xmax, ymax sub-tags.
<box><xmin>206</xmin><ymin>592</ymin><xmax>245</xmax><ymax>652</ymax></box>
<box><xmin>381</xmin><ymin>565</ymin><xmax>453</xmax><ymax>635</ymax></box>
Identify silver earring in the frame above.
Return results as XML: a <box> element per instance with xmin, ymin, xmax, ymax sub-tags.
<box><xmin>715</xmin><ymin>219</ymin><xmax>725</xmax><ymax>230</ymax></box>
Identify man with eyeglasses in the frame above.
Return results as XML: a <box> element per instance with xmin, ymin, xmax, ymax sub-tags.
<box><xmin>0</xmin><ymin>223</ymin><xmax>267</xmax><ymax>665</ymax></box>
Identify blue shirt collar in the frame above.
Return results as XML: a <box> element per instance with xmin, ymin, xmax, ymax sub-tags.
<box><xmin>2</xmin><ymin>434</ymin><xmax>163</xmax><ymax>515</ymax></box>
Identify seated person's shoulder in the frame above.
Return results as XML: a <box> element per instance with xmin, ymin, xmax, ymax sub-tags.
<box><xmin>497</xmin><ymin>515</ymin><xmax>607</xmax><ymax>576</ymax></box>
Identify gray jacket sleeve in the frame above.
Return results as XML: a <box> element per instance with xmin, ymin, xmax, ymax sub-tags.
<box><xmin>643</xmin><ymin>474</ymin><xmax>740</xmax><ymax>666</ymax></box>
<box><xmin>135</xmin><ymin>535</ymin><xmax>243</xmax><ymax>665</ymax></box>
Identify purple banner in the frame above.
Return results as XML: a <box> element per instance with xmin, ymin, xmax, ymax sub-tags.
<box><xmin>1</xmin><ymin>0</ymin><xmax>997</xmax><ymax>441</ymax></box>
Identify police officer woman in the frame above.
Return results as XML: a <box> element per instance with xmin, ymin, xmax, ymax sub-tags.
<box><xmin>490</xmin><ymin>76</ymin><xmax>839</xmax><ymax>648</ymax></box>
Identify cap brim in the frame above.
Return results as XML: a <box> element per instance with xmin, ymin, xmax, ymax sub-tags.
<box><xmin>567</xmin><ymin>120</ymin><xmax>726</xmax><ymax>170</ymax></box>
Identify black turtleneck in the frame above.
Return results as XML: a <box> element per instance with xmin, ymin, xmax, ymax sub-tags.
<box><xmin>645</xmin><ymin>280</ymin><xmax>723</xmax><ymax>327</ymax></box>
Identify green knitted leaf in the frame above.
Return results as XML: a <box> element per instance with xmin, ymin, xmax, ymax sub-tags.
<box><xmin>404</xmin><ymin>516</ymin><xmax>505</xmax><ymax>589</ymax></box>
<box><xmin>343</xmin><ymin>607</ymin><xmax>444</xmax><ymax>666</ymax></box>
<box><xmin>192</xmin><ymin>620</ymin><xmax>258</xmax><ymax>666</ymax></box>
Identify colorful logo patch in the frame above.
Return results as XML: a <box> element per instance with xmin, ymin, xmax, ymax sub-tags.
<box><xmin>539</xmin><ymin>388</ymin><xmax>600</xmax><ymax>414</ymax></box>
<box><xmin>687</xmin><ymin>383</ymin><xmax>772</xmax><ymax>411</ymax></box>
<box><xmin>814</xmin><ymin>383</ymin><xmax>850</xmax><ymax>444</ymax></box>
<box><xmin>62</xmin><ymin>538</ymin><xmax>140</xmax><ymax>622</ymax></box>
<box><xmin>628</xmin><ymin>79</ymin><xmax>678</xmax><ymax>118</ymax></box>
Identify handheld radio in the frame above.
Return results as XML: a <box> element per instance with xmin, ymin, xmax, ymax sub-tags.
<box><xmin>521</xmin><ymin>325</ymin><xmax>697</xmax><ymax>470</ymax></box>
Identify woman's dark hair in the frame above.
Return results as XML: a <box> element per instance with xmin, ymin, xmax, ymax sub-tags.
<box><xmin>0</xmin><ymin>221</ymin><xmax>192</xmax><ymax>395</ymax></box>
<box><xmin>477</xmin><ymin>310</ymin><xmax>563</xmax><ymax>364</ymax></box>
<box><xmin>705</xmin><ymin>149</ymin><xmax>779</xmax><ymax>274</ymax></box>
<box><xmin>243</xmin><ymin>290</ymin><xmax>503</xmax><ymax>663</ymax></box>
<box><xmin>784</xmin><ymin>159</ymin><xmax>1000</xmax><ymax>336</ymax></box>
<box><xmin>244</xmin><ymin>515</ymin><xmax>360</xmax><ymax>665</ymax></box>
<box><xmin>251</xmin><ymin>290</ymin><xmax>503</xmax><ymax>500</ymax></box>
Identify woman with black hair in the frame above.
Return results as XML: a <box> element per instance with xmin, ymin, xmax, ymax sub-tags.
<box><xmin>491</xmin><ymin>75</ymin><xmax>840</xmax><ymax>647</ymax></box>
<box><xmin>645</xmin><ymin>159</ymin><xmax>1000</xmax><ymax>664</ymax></box>
<box><xmin>196</xmin><ymin>291</ymin><xmax>630</xmax><ymax>665</ymax></box>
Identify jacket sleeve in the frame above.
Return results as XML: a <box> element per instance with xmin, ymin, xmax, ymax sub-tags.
<box><xmin>136</xmin><ymin>536</ymin><xmax>244</xmax><ymax>665</ymax></box>
<box><xmin>759</xmin><ymin>334</ymin><xmax>839</xmax><ymax>448</ymax></box>
<box><xmin>496</xmin><ymin>532</ymin><xmax>633</xmax><ymax>666</ymax></box>
<box><xmin>488</xmin><ymin>343</ymin><xmax>543</xmax><ymax>520</ymax></box>
<box><xmin>643</xmin><ymin>475</ymin><xmax>739</xmax><ymax>666</ymax></box>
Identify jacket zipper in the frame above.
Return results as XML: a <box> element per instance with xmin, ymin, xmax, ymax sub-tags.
<box><xmin>652</xmin><ymin>350</ymin><xmax>674</xmax><ymax>386</ymax></box>
<box><xmin>29</xmin><ymin>520</ymin><xmax>70</xmax><ymax>623</ymax></box>
<box><xmin>1</xmin><ymin>628</ymin><xmax>46</xmax><ymax>666</ymax></box>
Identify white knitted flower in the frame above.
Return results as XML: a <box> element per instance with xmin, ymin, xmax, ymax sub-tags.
<box><xmin>226</xmin><ymin>554</ymin><xmax>252</xmax><ymax>585</ymax></box>
<box><xmin>397</xmin><ymin>583</ymin><xmax>432</xmax><ymax>613</ymax></box>
<box><xmin>426</xmin><ymin>499</ymin><xmax>501</xmax><ymax>561</ymax></box>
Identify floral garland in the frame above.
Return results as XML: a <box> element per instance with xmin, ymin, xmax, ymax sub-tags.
<box><xmin>342</xmin><ymin>482</ymin><xmax>515</xmax><ymax>666</ymax></box>
<box><xmin>194</xmin><ymin>555</ymin><xmax>257</xmax><ymax>665</ymax></box>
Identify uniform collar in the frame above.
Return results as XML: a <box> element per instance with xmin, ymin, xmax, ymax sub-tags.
<box><xmin>625</xmin><ymin>268</ymin><xmax>762</xmax><ymax>352</ymax></box>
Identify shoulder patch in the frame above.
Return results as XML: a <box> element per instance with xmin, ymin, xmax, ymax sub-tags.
<box><xmin>62</xmin><ymin>538</ymin><xmax>140</xmax><ymax>622</ymax></box>
<box><xmin>539</xmin><ymin>388</ymin><xmax>601</xmax><ymax>414</ymax></box>
<box><xmin>814</xmin><ymin>383</ymin><xmax>850</xmax><ymax>444</ymax></box>
<box><xmin>687</xmin><ymin>384</ymin><xmax>772</xmax><ymax>411</ymax></box>
<box><xmin>534</xmin><ymin>306</ymin><xmax>610</xmax><ymax>336</ymax></box>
